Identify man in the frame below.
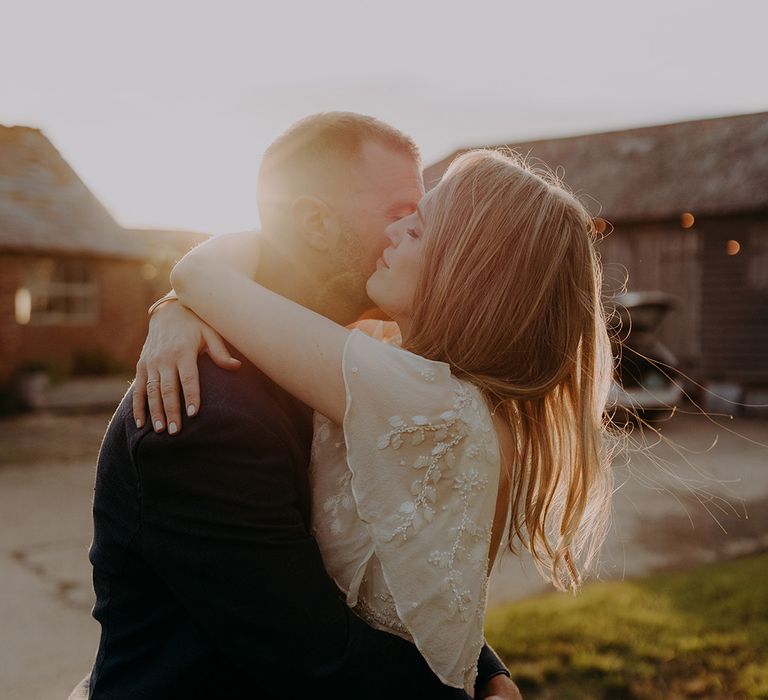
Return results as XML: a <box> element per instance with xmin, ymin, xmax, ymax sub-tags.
<box><xmin>79</xmin><ymin>113</ymin><xmax>521</xmax><ymax>699</ymax></box>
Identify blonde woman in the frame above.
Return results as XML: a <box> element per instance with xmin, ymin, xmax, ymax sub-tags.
<box><xmin>137</xmin><ymin>149</ymin><xmax>615</xmax><ymax>696</ymax></box>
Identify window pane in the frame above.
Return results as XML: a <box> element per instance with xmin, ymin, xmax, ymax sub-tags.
<box><xmin>21</xmin><ymin>258</ymin><xmax>98</xmax><ymax>325</ymax></box>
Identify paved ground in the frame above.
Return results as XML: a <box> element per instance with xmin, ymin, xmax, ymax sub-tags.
<box><xmin>0</xmin><ymin>408</ymin><xmax>766</xmax><ymax>700</ymax></box>
<box><xmin>0</xmin><ymin>412</ymin><xmax>110</xmax><ymax>700</ymax></box>
<box><xmin>489</xmin><ymin>411</ymin><xmax>768</xmax><ymax>603</ymax></box>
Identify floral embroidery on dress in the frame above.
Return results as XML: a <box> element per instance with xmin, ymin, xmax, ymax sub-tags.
<box><xmin>375</xmin><ymin>385</ymin><xmax>472</xmax><ymax>543</ymax></box>
<box><xmin>465</xmin><ymin>443</ymin><xmax>482</xmax><ymax>460</ymax></box>
<box><xmin>370</xmin><ymin>380</ymin><xmax>496</xmax><ymax>626</ymax></box>
<box><xmin>315</xmin><ymin>420</ymin><xmax>331</xmax><ymax>444</ymax></box>
<box><xmin>321</xmin><ymin>469</ymin><xmax>354</xmax><ymax>535</ymax></box>
<box><xmin>355</xmin><ymin>593</ymin><xmax>409</xmax><ymax>635</ymax></box>
<box><xmin>426</xmin><ymin>466</ymin><xmax>492</xmax><ymax>621</ymax></box>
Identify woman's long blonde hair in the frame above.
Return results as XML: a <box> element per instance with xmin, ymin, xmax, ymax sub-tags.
<box><xmin>405</xmin><ymin>149</ymin><xmax>619</xmax><ymax>592</ymax></box>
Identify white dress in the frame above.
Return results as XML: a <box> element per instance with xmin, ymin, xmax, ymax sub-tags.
<box><xmin>309</xmin><ymin>329</ymin><xmax>503</xmax><ymax>695</ymax></box>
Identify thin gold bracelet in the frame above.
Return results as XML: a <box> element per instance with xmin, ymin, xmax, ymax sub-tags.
<box><xmin>147</xmin><ymin>290</ymin><xmax>179</xmax><ymax>318</ymax></box>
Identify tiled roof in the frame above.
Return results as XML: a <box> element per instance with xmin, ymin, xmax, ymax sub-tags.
<box><xmin>423</xmin><ymin>112</ymin><xmax>768</xmax><ymax>223</ymax></box>
<box><xmin>0</xmin><ymin>126</ymin><xmax>149</xmax><ymax>258</ymax></box>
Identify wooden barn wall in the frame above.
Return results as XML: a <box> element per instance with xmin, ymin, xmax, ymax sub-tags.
<box><xmin>596</xmin><ymin>222</ymin><xmax>702</xmax><ymax>373</ymax></box>
<box><xmin>699</xmin><ymin>214</ymin><xmax>768</xmax><ymax>382</ymax></box>
<box><xmin>596</xmin><ymin>213</ymin><xmax>768</xmax><ymax>384</ymax></box>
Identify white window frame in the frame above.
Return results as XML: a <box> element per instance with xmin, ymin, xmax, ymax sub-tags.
<box><xmin>16</xmin><ymin>258</ymin><xmax>100</xmax><ymax>326</ymax></box>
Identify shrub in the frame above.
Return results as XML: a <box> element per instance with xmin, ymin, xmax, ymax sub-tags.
<box><xmin>71</xmin><ymin>347</ymin><xmax>130</xmax><ymax>376</ymax></box>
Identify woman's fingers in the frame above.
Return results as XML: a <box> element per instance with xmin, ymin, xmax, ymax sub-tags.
<box><xmin>159</xmin><ymin>367</ymin><xmax>183</xmax><ymax>435</ymax></box>
<box><xmin>146</xmin><ymin>368</ymin><xmax>169</xmax><ymax>433</ymax></box>
<box><xmin>132</xmin><ymin>361</ymin><xmax>148</xmax><ymax>429</ymax></box>
<box><xmin>137</xmin><ymin>363</ymin><xmax>190</xmax><ymax>436</ymax></box>
<box><xmin>136</xmin><ymin>325</ymin><xmax>237</xmax><ymax>436</ymax></box>
<box><xmin>178</xmin><ymin>357</ymin><xmax>200</xmax><ymax>421</ymax></box>
<box><xmin>202</xmin><ymin>327</ymin><xmax>241</xmax><ymax>370</ymax></box>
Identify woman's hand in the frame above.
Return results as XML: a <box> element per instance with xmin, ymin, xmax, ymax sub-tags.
<box><xmin>133</xmin><ymin>301</ymin><xmax>241</xmax><ymax>434</ymax></box>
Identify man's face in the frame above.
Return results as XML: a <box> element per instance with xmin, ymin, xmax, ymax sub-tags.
<box><xmin>327</xmin><ymin>140</ymin><xmax>425</xmax><ymax>316</ymax></box>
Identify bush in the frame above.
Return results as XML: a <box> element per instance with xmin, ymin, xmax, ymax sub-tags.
<box><xmin>18</xmin><ymin>359</ymin><xmax>68</xmax><ymax>384</ymax></box>
<box><xmin>71</xmin><ymin>347</ymin><xmax>130</xmax><ymax>376</ymax></box>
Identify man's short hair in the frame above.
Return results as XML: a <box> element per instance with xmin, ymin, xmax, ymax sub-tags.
<box><xmin>257</xmin><ymin>112</ymin><xmax>421</xmax><ymax>223</ymax></box>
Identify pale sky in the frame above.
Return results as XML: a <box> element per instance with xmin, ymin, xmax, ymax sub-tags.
<box><xmin>2</xmin><ymin>0</ymin><xmax>767</xmax><ymax>233</ymax></box>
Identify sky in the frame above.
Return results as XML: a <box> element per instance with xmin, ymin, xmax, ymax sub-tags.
<box><xmin>2</xmin><ymin>0</ymin><xmax>767</xmax><ymax>233</ymax></box>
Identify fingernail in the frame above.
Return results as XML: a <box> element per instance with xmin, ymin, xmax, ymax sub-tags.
<box><xmin>168</xmin><ymin>421</ymin><xmax>178</xmax><ymax>435</ymax></box>
<box><xmin>154</xmin><ymin>420</ymin><xmax>163</xmax><ymax>431</ymax></box>
<box><xmin>136</xmin><ymin>419</ymin><xmax>143</xmax><ymax>429</ymax></box>
<box><xmin>187</xmin><ymin>404</ymin><xmax>196</xmax><ymax>416</ymax></box>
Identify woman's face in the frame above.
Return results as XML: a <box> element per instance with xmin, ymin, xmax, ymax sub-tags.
<box><xmin>366</xmin><ymin>188</ymin><xmax>434</xmax><ymax>325</ymax></box>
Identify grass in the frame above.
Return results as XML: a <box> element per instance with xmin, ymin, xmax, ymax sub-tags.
<box><xmin>485</xmin><ymin>552</ymin><xmax>768</xmax><ymax>699</ymax></box>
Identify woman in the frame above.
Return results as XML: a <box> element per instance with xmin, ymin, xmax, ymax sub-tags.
<box><xmin>155</xmin><ymin>149</ymin><xmax>616</xmax><ymax>694</ymax></box>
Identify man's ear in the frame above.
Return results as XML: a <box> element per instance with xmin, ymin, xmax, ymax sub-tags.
<box><xmin>291</xmin><ymin>196</ymin><xmax>340</xmax><ymax>252</ymax></box>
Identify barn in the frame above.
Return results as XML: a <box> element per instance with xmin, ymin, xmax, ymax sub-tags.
<box><xmin>424</xmin><ymin>112</ymin><xmax>768</xmax><ymax>405</ymax></box>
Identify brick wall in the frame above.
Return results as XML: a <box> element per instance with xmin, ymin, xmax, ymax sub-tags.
<box><xmin>0</xmin><ymin>252</ymin><xmax>174</xmax><ymax>386</ymax></box>
<box><xmin>0</xmin><ymin>256</ymin><xmax>23</xmax><ymax>384</ymax></box>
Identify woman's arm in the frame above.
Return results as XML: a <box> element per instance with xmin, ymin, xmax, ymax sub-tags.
<box><xmin>170</xmin><ymin>235</ymin><xmax>348</xmax><ymax>425</ymax></box>
<box><xmin>179</xmin><ymin>229</ymin><xmax>262</xmax><ymax>279</ymax></box>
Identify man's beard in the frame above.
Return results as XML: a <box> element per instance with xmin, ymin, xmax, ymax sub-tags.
<box><xmin>313</xmin><ymin>224</ymin><xmax>378</xmax><ymax>323</ymax></box>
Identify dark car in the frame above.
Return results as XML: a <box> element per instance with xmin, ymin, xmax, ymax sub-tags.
<box><xmin>606</xmin><ymin>291</ymin><xmax>684</xmax><ymax>422</ymax></box>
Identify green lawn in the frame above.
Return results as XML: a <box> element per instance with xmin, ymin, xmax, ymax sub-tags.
<box><xmin>485</xmin><ymin>552</ymin><xmax>768</xmax><ymax>699</ymax></box>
